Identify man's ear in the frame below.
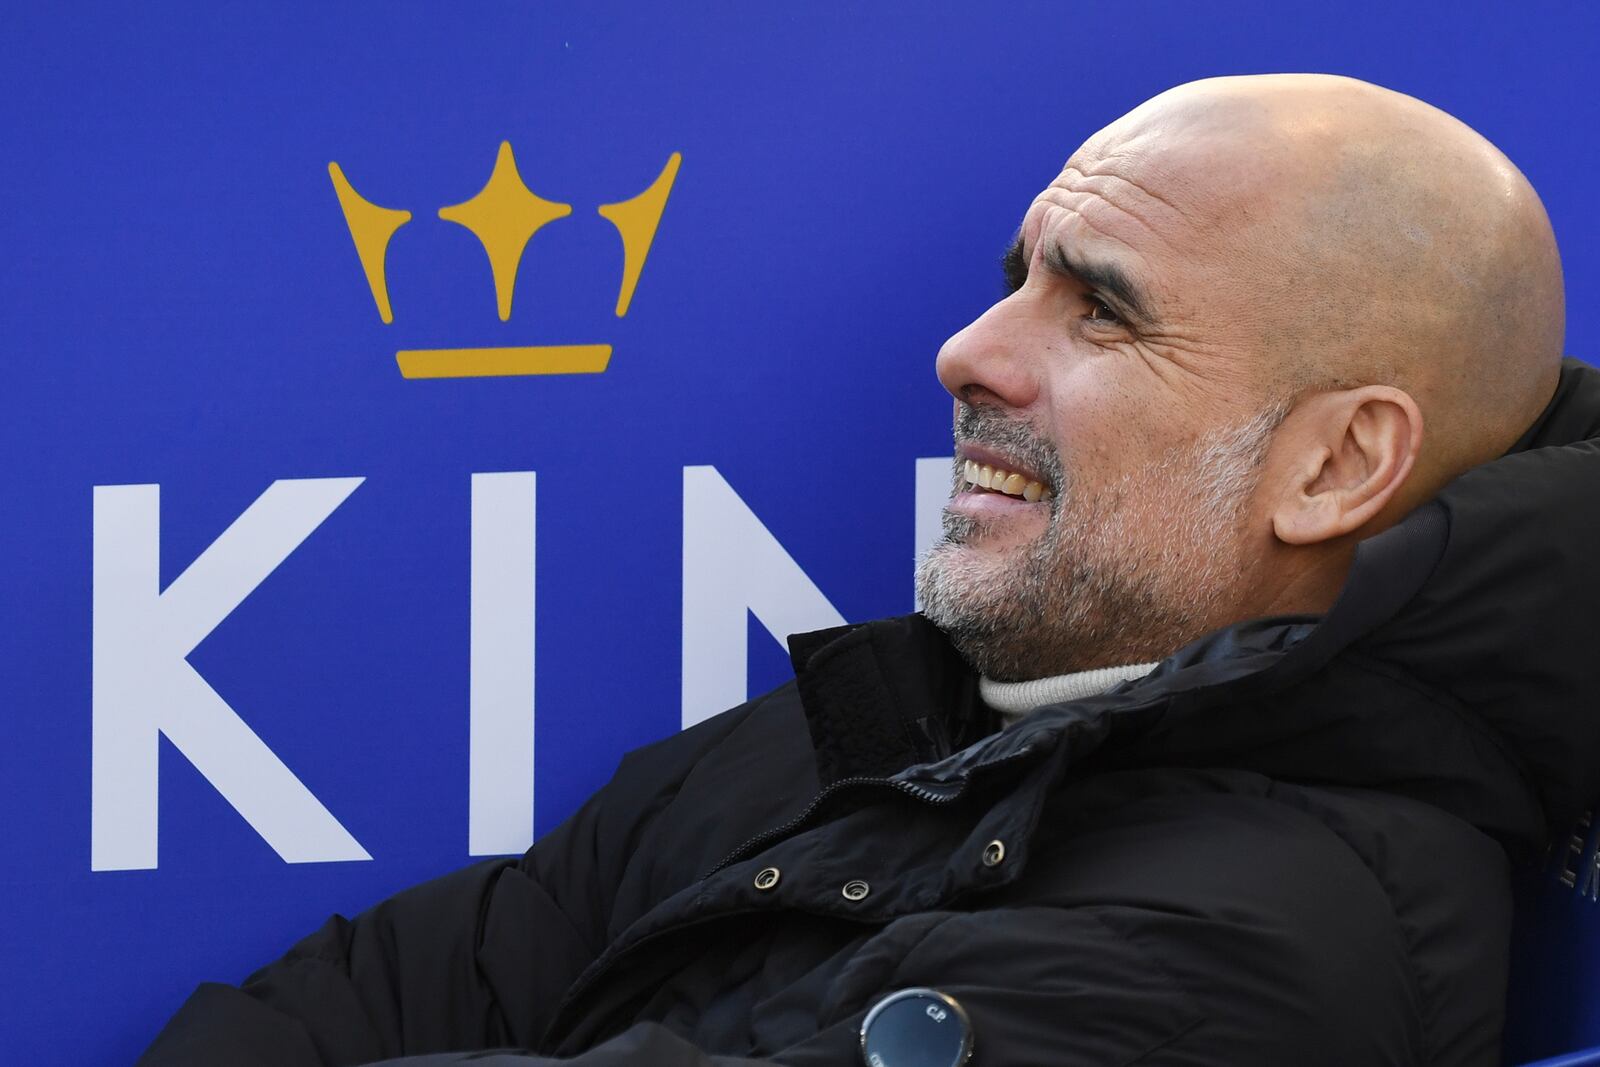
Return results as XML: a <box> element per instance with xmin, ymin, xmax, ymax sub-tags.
<box><xmin>1271</xmin><ymin>386</ymin><xmax>1424</xmax><ymax>546</ymax></box>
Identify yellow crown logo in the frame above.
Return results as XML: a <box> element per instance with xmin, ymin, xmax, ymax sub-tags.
<box><xmin>329</xmin><ymin>142</ymin><xmax>680</xmax><ymax>380</ymax></box>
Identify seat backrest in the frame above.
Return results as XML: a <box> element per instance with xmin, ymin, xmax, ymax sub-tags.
<box><xmin>1503</xmin><ymin>808</ymin><xmax>1600</xmax><ymax>1064</ymax></box>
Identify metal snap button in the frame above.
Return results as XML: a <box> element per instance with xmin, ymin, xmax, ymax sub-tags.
<box><xmin>754</xmin><ymin>866</ymin><xmax>781</xmax><ymax>891</ymax></box>
<box><xmin>982</xmin><ymin>840</ymin><xmax>1006</xmax><ymax>867</ymax></box>
<box><xmin>842</xmin><ymin>879</ymin><xmax>870</xmax><ymax>901</ymax></box>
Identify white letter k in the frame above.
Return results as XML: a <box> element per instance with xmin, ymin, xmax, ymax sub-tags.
<box><xmin>91</xmin><ymin>478</ymin><xmax>371</xmax><ymax>872</ymax></box>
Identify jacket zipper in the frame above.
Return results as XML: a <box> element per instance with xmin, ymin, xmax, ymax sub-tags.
<box><xmin>701</xmin><ymin>745</ymin><xmax>1038</xmax><ymax>879</ymax></box>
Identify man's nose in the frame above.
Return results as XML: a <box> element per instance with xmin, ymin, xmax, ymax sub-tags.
<box><xmin>934</xmin><ymin>296</ymin><xmax>1042</xmax><ymax>411</ymax></box>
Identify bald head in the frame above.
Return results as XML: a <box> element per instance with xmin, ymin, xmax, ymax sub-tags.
<box><xmin>923</xmin><ymin>74</ymin><xmax>1567</xmax><ymax>678</ymax></box>
<box><xmin>1080</xmin><ymin>74</ymin><xmax>1564</xmax><ymax>493</ymax></box>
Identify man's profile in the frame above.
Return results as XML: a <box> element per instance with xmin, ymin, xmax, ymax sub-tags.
<box><xmin>139</xmin><ymin>73</ymin><xmax>1600</xmax><ymax>1066</ymax></box>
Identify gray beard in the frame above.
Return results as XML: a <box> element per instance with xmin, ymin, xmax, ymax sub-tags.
<box><xmin>915</xmin><ymin>403</ymin><xmax>1285</xmax><ymax>681</ymax></box>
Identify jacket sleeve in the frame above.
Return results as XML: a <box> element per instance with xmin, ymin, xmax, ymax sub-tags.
<box><xmin>135</xmin><ymin>698</ymin><xmax>777</xmax><ymax>1067</ymax></box>
<box><xmin>136</xmin><ymin>852</ymin><xmax>599</xmax><ymax>1066</ymax></box>
<box><xmin>136</xmin><ymin>766</ymin><xmax>638</xmax><ymax>1067</ymax></box>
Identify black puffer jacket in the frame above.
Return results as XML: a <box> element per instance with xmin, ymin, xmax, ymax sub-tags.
<box><xmin>140</xmin><ymin>359</ymin><xmax>1600</xmax><ymax>1067</ymax></box>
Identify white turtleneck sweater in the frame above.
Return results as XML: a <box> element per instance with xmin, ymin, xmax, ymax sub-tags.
<box><xmin>980</xmin><ymin>662</ymin><xmax>1158</xmax><ymax>727</ymax></box>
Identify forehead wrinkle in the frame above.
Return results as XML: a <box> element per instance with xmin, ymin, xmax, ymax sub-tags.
<box><xmin>1035</xmin><ymin>184</ymin><xmax>1180</xmax><ymax>261</ymax></box>
<box><xmin>1057</xmin><ymin>164</ymin><xmax>1203</xmax><ymax>231</ymax></box>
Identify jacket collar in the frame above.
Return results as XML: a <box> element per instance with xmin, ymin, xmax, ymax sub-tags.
<box><xmin>787</xmin><ymin>614</ymin><xmax>991</xmax><ymax>784</ymax></box>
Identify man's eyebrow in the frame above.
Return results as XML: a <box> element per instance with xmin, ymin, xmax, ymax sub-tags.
<box><xmin>1003</xmin><ymin>235</ymin><xmax>1154</xmax><ymax>324</ymax></box>
<box><xmin>1001</xmin><ymin>237</ymin><xmax>1029</xmax><ymax>293</ymax></box>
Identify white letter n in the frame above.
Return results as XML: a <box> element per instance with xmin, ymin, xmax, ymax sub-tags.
<box><xmin>91</xmin><ymin>479</ymin><xmax>371</xmax><ymax>872</ymax></box>
<box><xmin>681</xmin><ymin>466</ymin><xmax>845</xmax><ymax>730</ymax></box>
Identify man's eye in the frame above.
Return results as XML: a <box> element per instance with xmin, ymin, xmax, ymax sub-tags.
<box><xmin>1087</xmin><ymin>297</ymin><xmax>1121</xmax><ymax>324</ymax></box>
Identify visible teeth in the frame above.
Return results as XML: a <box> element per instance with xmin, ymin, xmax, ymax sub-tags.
<box><xmin>960</xmin><ymin>457</ymin><xmax>1052</xmax><ymax>503</ymax></box>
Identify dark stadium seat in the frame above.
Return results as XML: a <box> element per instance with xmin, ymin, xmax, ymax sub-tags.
<box><xmin>1506</xmin><ymin>808</ymin><xmax>1600</xmax><ymax>1066</ymax></box>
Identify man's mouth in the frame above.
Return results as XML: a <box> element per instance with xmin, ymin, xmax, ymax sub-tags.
<box><xmin>959</xmin><ymin>459</ymin><xmax>1053</xmax><ymax>503</ymax></box>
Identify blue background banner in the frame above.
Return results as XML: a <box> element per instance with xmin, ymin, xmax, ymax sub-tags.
<box><xmin>2</xmin><ymin>3</ymin><xmax>1595</xmax><ymax>1062</ymax></box>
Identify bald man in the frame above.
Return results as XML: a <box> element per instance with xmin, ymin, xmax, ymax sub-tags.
<box><xmin>141</xmin><ymin>75</ymin><xmax>1600</xmax><ymax>1067</ymax></box>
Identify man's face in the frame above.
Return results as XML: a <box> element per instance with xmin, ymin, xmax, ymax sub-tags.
<box><xmin>916</xmin><ymin>128</ymin><xmax>1291</xmax><ymax>680</ymax></box>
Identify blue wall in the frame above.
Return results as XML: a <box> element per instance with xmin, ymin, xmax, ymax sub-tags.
<box><xmin>2</xmin><ymin>3</ymin><xmax>1595</xmax><ymax>1062</ymax></box>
